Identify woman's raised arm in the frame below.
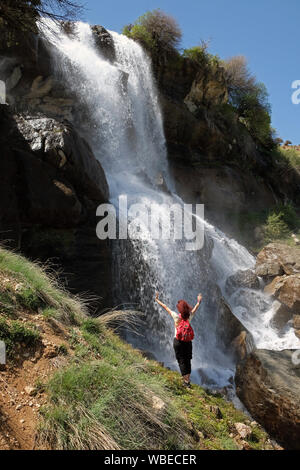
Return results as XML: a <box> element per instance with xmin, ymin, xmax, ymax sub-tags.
<box><xmin>191</xmin><ymin>293</ymin><xmax>202</xmax><ymax>315</ymax></box>
<box><xmin>155</xmin><ymin>293</ymin><xmax>173</xmax><ymax>317</ymax></box>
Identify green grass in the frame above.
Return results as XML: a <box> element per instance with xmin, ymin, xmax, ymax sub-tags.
<box><xmin>16</xmin><ymin>286</ymin><xmax>42</xmax><ymax>311</ymax></box>
<box><xmin>39</xmin><ymin>331</ymin><xmax>193</xmax><ymax>450</ymax></box>
<box><xmin>38</xmin><ymin>326</ymin><xmax>272</xmax><ymax>450</ymax></box>
<box><xmin>0</xmin><ymin>246</ymin><xmax>86</xmax><ymax>324</ymax></box>
<box><xmin>80</xmin><ymin>318</ymin><xmax>102</xmax><ymax>336</ymax></box>
<box><xmin>42</xmin><ymin>307</ymin><xmax>59</xmax><ymax>321</ymax></box>
<box><xmin>0</xmin><ymin>290</ymin><xmax>16</xmax><ymax>316</ymax></box>
<box><xmin>0</xmin><ymin>317</ymin><xmax>40</xmax><ymax>356</ymax></box>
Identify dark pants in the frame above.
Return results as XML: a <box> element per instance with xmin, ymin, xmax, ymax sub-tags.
<box><xmin>173</xmin><ymin>338</ymin><xmax>192</xmax><ymax>376</ymax></box>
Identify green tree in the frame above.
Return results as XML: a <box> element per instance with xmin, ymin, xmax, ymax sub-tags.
<box><xmin>123</xmin><ymin>9</ymin><xmax>182</xmax><ymax>53</ymax></box>
<box><xmin>223</xmin><ymin>56</ymin><xmax>273</xmax><ymax>147</ymax></box>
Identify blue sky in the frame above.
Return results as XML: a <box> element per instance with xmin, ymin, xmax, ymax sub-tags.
<box><xmin>82</xmin><ymin>0</ymin><xmax>299</xmax><ymax>143</ymax></box>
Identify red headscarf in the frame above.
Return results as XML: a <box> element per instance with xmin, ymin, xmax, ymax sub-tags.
<box><xmin>176</xmin><ymin>300</ymin><xmax>192</xmax><ymax>320</ymax></box>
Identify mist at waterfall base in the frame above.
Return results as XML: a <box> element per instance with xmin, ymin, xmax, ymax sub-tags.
<box><xmin>40</xmin><ymin>20</ymin><xmax>300</xmax><ymax>390</ymax></box>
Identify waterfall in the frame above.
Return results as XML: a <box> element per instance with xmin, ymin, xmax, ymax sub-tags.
<box><xmin>40</xmin><ymin>20</ymin><xmax>300</xmax><ymax>389</ymax></box>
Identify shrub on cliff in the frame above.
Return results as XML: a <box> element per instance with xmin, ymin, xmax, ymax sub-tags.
<box><xmin>264</xmin><ymin>212</ymin><xmax>290</xmax><ymax>242</ymax></box>
<box><xmin>123</xmin><ymin>9</ymin><xmax>182</xmax><ymax>53</ymax></box>
<box><xmin>183</xmin><ymin>42</ymin><xmax>221</xmax><ymax>68</ymax></box>
<box><xmin>223</xmin><ymin>56</ymin><xmax>273</xmax><ymax>148</ymax></box>
<box><xmin>262</xmin><ymin>203</ymin><xmax>299</xmax><ymax>243</ymax></box>
<box><xmin>223</xmin><ymin>56</ymin><xmax>256</xmax><ymax>99</ymax></box>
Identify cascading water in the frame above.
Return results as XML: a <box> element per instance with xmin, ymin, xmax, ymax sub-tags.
<box><xmin>40</xmin><ymin>20</ymin><xmax>300</xmax><ymax>389</ymax></box>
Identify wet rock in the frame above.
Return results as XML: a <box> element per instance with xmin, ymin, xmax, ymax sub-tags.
<box><xmin>235</xmin><ymin>349</ymin><xmax>300</xmax><ymax>449</ymax></box>
<box><xmin>231</xmin><ymin>331</ymin><xmax>254</xmax><ymax>361</ymax></box>
<box><xmin>293</xmin><ymin>315</ymin><xmax>300</xmax><ymax>339</ymax></box>
<box><xmin>257</xmin><ymin>245</ymin><xmax>300</xmax><ymax>336</ymax></box>
<box><xmin>264</xmin><ymin>274</ymin><xmax>300</xmax><ymax>312</ymax></box>
<box><xmin>91</xmin><ymin>25</ymin><xmax>116</xmax><ymax>63</ymax></box>
<box><xmin>216</xmin><ymin>296</ymin><xmax>254</xmax><ymax>358</ymax></box>
<box><xmin>225</xmin><ymin>269</ymin><xmax>260</xmax><ymax>296</ymax></box>
<box><xmin>264</xmin><ymin>274</ymin><xmax>300</xmax><ymax>336</ymax></box>
<box><xmin>270</xmin><ymin>300</ymin><xmax>294</xmax><ymax>331</ymax></box>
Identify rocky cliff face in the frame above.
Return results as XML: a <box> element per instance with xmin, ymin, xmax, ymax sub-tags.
<box><xmin>0</xmin><ymin>104</ymin><xmax>111</xmax><ymax>307</ymax></box>
<box><xmin>0</xmin><ymin>24</ymin><xmax>115</xmax><ymax>306</ymax></box>
<box><xmin>148</xmin><ymin>49</ymin><xmax>300</xmax><ymax>238</ymax></box>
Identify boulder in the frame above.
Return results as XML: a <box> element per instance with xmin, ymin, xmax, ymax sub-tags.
<box><xmin>225</xmin><ymin>269</ymin><xmax>260</xmax><ymax>296</ymax></box>
<box><xmin>258</xmin><ymin>245</ymin><xmax>300</xmax><ymax>336</ymax></box>
<box><xmin>234</xmin><ymin>422</ymin><xmax>252</xmax><ymax>440</ymax></box>
<box><xmin>15</xmin><ymin>114</ymin><xmax>109</xmax><ymax>203</ymax></box>
<box><xmin>231</xmin><ymin>331</ymin><xmax>253</xmax><ymax>361</ymax></box>
<box><xmin>24</xmin><ymin>386</ymin><xmax>36</xmax><ymax>396</ymax></box>
<box><xmin>264</xmin><ymin>274</ymin><xmax>300</xmax><ymax>312</ymax></box>
<box><xmin>151</xmin><ymin>395</ymin><xmax>165</xmax><ymax>413</ymax></box>
<box><xmin>216</xmin><ymin>296</ymin><xmax>254</xmax><ymax>359</ymax></box>
<box><xmin>235</xmin><ymin>349</ymin><xmax>300</xmax><ymax>449</ymax></box>
<box><xmin>255</xmin><ymin>243</ymin><xmax>300</xmax><ymax>280</ymax></box>
<box><xmin>91</xmin><ymin>25</ymin><xmax>116</xmax><ymax>63</ymax></box>
<box><xmin>270</xmin><ymin>300</ymin><xmax>294</xmax><ymax>331</ymax></box>
<box><xmin>264</xmin><ymin>274</ymin><xmax>300</xmax><ymax>335</ymax></box>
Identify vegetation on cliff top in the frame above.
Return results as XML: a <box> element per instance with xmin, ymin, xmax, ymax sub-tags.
<box><xmin>123</xmin><ymin>9</ymin><xmax>182</xmax><ymax>54</ymax></box>
<box><xmin>123</xmin><ymin>9</ymin><xmax>274</xmax><ymax>151</ymax></box>
<box><xmin>222</xmin><ymin>56</ymin><xmax>273</xmax><ymax>148</ymax></box>
<box><xmin>0</xmin><ymin>246</ymin><xmax>275</xmax><ymax>450</ymax></box>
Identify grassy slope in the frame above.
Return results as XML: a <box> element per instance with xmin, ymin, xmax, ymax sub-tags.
<box><xmin>0</xmin><ymin>247</ymin><xmax>275</xmax><ymax>450</ymax></box>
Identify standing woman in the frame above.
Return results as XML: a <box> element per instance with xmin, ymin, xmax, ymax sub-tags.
<box><xmin>155</xmin><ymin>293</ymin><xmax>202</xmax><ymax>387</ymax></box>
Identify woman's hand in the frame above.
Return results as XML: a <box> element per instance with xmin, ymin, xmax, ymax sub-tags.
<box><xmin>197</xmin><ymin>293</ymin><xmax>202</xmax><ymax>303</ymax></box>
